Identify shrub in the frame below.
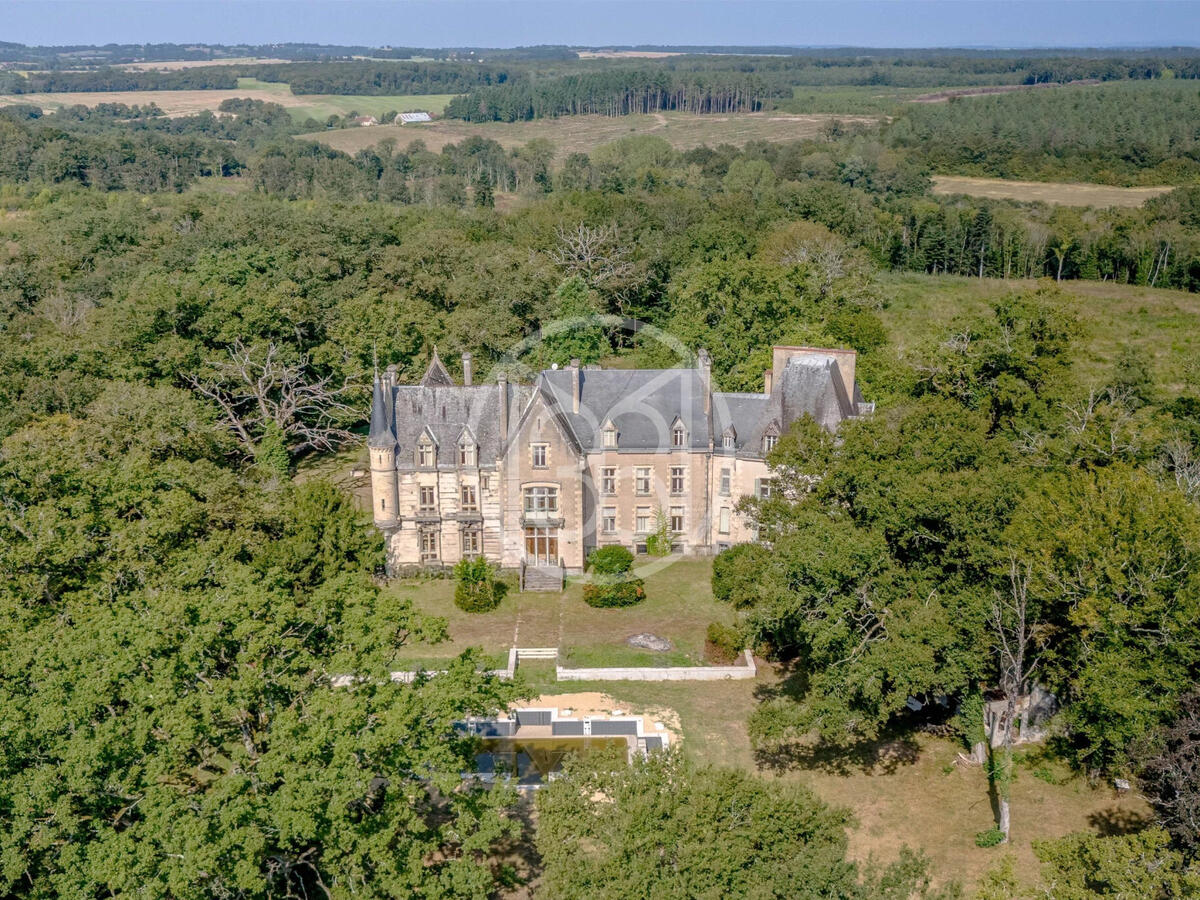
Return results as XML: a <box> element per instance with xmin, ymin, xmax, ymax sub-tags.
<box><xmin>705</xmin><ymin>622</ymin><xmax>743</xmax><ymax>663</ymax></box>
<box><xmin>644</xmin><ymin>508</ymin><xmax>674</xmax><ymax>557</ymax></box>
<box><xmin>453</xmin><ymin>556</ymin><xmax>501</xmax><ymax>613</ymax></box>
<box><xmin>588</xmin><ymin>545</ymin><xmax>634</xmax><ymax>576</ymax></box>
<box><xmin>711</xmin><ymin>543</ymin><xmax>770</xmax><ymax>608</ymax></box>
<box><xmin>582</xmin><ymin>575</ymin><xmax>646</xmax><ymax>608</ymax></box>
<box><xmin>974</xmin><ymin>828</ymin><xmax>1005</xmax><ymax>848</ymax></box>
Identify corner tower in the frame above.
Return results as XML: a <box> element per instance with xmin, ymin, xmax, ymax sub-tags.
<box><xmin>368</xmin><ymin>369</ymin><xmax>399</xmax><ymax>528</ymax></box>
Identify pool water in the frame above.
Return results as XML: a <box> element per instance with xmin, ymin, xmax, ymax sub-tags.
<box><xmin>474</xmin><ymin>737</ymin><xmax>628</xmax><ymax>783</ymax></box>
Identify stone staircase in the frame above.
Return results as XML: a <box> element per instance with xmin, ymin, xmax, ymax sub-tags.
<box><xmin>521</xmin><ymin>564</ymin><xmax>565</xmax><ymax>592</ymax></box>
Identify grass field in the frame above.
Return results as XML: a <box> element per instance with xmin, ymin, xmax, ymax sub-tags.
<box><xmin>0</xmin><ymin>77</ymin><xmax>453</xmax><ymax>122</ymax></box>
<box><xmin>932</xmin><ymin>175</ymin><xmax>1174</xmax><ymax>208</ymax></box>
<box><xmin>295</xmin><ymin>110</ymin><xmax>878</xmax><ymax>158</ymax></box>
<box><xmin>387</xmin><ymin>557</ymin><xmax>732</xmax><ymax>667</ymax></box>
<box><xmin>875</xmin><ymin>271</ymin><xmax>1200</xmax><ymax>394</ymax></box>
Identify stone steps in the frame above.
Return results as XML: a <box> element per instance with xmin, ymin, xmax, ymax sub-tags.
<box><xmin>522</xmin><ymin>566</ymin><xmax>564</xmax><ymax>592</ymax></box>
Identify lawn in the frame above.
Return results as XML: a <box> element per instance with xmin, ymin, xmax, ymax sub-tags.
<box><xmin>387</xmin><ymin>557</ymin><xmax>733</xmax><ymax>668</ymax></box>
<box><xmin>874</xmin><ymin>271</ymin><xmax>1200</xmax><ymax>395</ymax></box>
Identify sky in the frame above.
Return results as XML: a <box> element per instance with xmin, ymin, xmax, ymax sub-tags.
<box><xmin>5</xmin><ymin>0</ymin><xmax>1200</xmax><ymax>49</ymax></box>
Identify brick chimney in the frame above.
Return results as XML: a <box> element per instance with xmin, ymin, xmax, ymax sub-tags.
<box><xmin>570</xmin><ymin>358</ymin><xmax>581</xmax><ymax>414</ymax></box>
<box><xmin>697</xmin><ymin>348</ymin><xmax>711</xmax><ymax>416</ymax></box>
<box><xmin>462</xmin><ymin>351</ymin><xmax>472</xmax><ymax>386</ymax></box>
<box><xmin>763</xmin><ymin>369</ymin><xmax>773</xmax><ymax>394</ymax></box>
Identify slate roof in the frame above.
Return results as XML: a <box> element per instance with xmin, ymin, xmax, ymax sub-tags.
<box><xmin>539</xmin><ymin>367</ymin><xmax>711</xmax><ymax>452</ymax></box>
<box><xmin>369</xmin><ymin>350</ymin><xmax>865</xmax><ymax>463</ymax></box>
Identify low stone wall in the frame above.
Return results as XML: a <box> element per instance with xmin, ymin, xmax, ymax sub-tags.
<box><xmin>556</xmin><ymin>649</ymin><xmax>756</xmax><ymax>682</ymax></box>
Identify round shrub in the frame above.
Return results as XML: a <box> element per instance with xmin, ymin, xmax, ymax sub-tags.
<box><xmin>705</xmin><ymin>622</ymin><xmax>743</xmax><ymax>664</ymax></box>
<box><xmin>711</xmin><ymin>543</ymin><xmax>770</xmax><ymax>608</ymax></box>
<box><xmin>453</xmin><ymin>557</ymin><xmax>501</xmax><ymax>613</ymax></box>
<box><xmin>582</xmin><ymin>575</ymin><xmax>646</xmax><ymax>608</ymax></box>
<box><xmin>974</xmin><ymin>827</ymin><xmax>1005</xmax><ymax>848</ymax></box>
<box><xmin>588</xmin><ymin>545</ymin><xmax>634</xmax><ymax>576</ymax></box>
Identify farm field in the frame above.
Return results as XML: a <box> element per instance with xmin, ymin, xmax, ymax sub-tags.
<box><xmin>0</xmin><ymin>76</ymin><xmax>453</xmax><ymax>121</ymax></box>
<box><xmin>875</xmin><ymin>272</ymin><xmax>1200</xmax><ymax>393</ymax></box>
<box><xmin>296</xmin><ymin>110</ymin><xmax>878</xmax><ymax>158</ymax></box>
<box><xmin>116</xmin><ymin>56</ymin><xmax>290</xmax><ymax>70</ymax></box>
<box><xmin>932</xmin><ymin>174</ymin><xmax>1174</xmax><ymax>208</ymax></box>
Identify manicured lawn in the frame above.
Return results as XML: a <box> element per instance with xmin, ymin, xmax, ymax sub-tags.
<box><xmin>387</xmin><ymin>557</ymin><xmax>733</xmax><ymax>667</ymax></box>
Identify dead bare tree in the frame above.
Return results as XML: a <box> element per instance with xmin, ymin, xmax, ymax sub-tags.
<box><xmin>36</xmin><ymin>290</ymin><xmax>94</xmax><ymax>334</ymax></box>
<box><xmin>988</xmin><ymin>559</ymin><xmax>1047</xmax><ymax>843</ymax></box>
<box><xmin>187</xmin><ymin>340</ymin><xmax>358</xmax><ymax>457</ymax></box>
<box><xmin>1158</xmin><ymin>434</ymin><xmax>1200</xmax><ymax>502</ymax></box>
<box><xmin>551</xmin><ymin>223</ymin><xmax>634</xmax><ymax>288</ymax></box>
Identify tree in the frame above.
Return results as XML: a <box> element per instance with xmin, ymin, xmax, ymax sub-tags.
<box><xmin>1137</xmin><ymin>689</ymin><xmax>1200</xmax><ymax>857</ymax></box>
<box><xmin>187</xmin><ymin>339</ymin><xmax>359</xmax><ymax>458</ymax></box>
<box><xmin>453</xmin><ymin>556</ymin><xmax>502</xmax><ymax>613</ymax></box>
<box><xmin>535</xmin><ymin>750</ymin><xmax>938</xmax><ymax>899</ymax></box>
<box><xmin>1032</xmin><ymin>829</ymin><xmax>1200</xmax><ymax>899</ymax></box>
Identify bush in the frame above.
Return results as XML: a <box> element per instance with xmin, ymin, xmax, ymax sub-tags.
<box><xmin>644</xmin><ymin>508</ymin><xmax>674</xmax><ymax>557</ymax></box>
<box><xmin>588</xmin><ymin>545</ymin><xmax>634</xmax><ymax>576</ymax></box>
<box><xmin>453</xmin><ymin>556</ymin><xmax>501</xmax><ymax>613</ymax></box>
<box><xmin>712</xmin><ymin>543</ymin><xmax>770</xmax><ymax>608</ymax></box>
<box><xmin>705</xmin><ymin>622</ymin><xmax>743</xmax><ymax>663</ymax></box>
<box><xmin>582</xmin><ymin>575</ymin><xmax>646</xmax><ymax>608</ymax></box>
<box><xmin>974</xmin><ymin>827</ymin><xmax>1005</xmax><ymax>848</ymax></box>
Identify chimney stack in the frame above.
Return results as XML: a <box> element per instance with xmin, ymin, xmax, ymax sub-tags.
<box><xmin>462</xmin><ymin>352</ymin><xmax>473</xmax><ymax>386</ymax></box>
<box><xmin>498</xmin><ymin>370</ymin><xmax>508</xmax><ymax>443</ymax></box>
<box><xmin>698</xmin><ymin>348</ymin><xmax>711</xmax><ymax>416</ymax></box>
<box><xmin>763</xmin><ymin>369</ymin><xmax>773</xmax><ymax>394</ymax></box>
<box><xmin>570</xmin><ymin>359</ymin><xmax>581</xmax><ymax>414</ymax></box>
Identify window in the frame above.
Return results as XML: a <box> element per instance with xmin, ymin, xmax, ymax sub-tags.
<box><xmin>460</xmin><ymin>484</ymin><xmax>477</xmax><ymax>511</ymax></box>
<box><xmin>672</xmin><ymin>423</ymin><xmax>686</xmax><ymax>448</ymax></box>
<box><xmin>419</xmin><ymin>486</ymin><xmax>436</xmax><ymax>511</ymax></box>
<box><xmin>635</xmin><ymin>506</ymin><xmax>651</xmax><ymax>533</ymax></box>
<box><xmin>670</xmin><ymin>466</ymin><xmax>684</xmax><ymax>495</ymax></box>
<box><xmin>461</xmin><ymin>526</ymin><xmax>481</xmax><ymax>556</ymax></box>
<box><xmin>602</xmin><ymin>506</ymin><xmax>617</xmax><ymax>534</ymax></box>
<box><xmin>523</xmin><ymin>486</ymin><xmax>558</xmax><ymax>513</ymax></box>
<box><xmin>601</xmin><ymin>467</ymin><xmax>616</xmax><ymax>495</ymax></box>
<box><xmin>762</xmin><ymin>434</ymin><xmax>778</xmax><ymax>454</ymax></box>
<box><xmin>420</xmin><ymin>529</ymin><xmax>439</xmax><ymax>562</ymax></box>
<box><xmin>417</xmin><ymin>440</ymin><xmax>435</xmax><ymax>467</ymax></box>
<box><xmin>480</xmin><ymin>473</ymin><xmax>490</xmax><ymax>492</ymax></box>
<box><xmin>669</xmin><ymin>506</ymin><xmax>684</xmax><ymax>533</ymax></box>
<box><xmin>602</xmin><ymin>425</ymin><xmax>617</xmax><ymax>448</ymax></box>
<box><xmin>719</xmin><ymin>507</ymin><xmax>731</xmax><ymax>534</ymax></box>
<box><xmin>458</xmin><ymin>442</ymin><xmax>475</xmax><ymax>466</ymax></box>
<box><xmin>635</xmin><ymin>467</ymin><xmax>651</xmax><ymax>495</ymax></box>
<box><xmin>531</xmin><ymin>444</ymin><xmax>548</xmax><ymax>468</ymax></box>
<box><xmin>758</xmin><ymin>479</ymin><xmax>775</xmax><ymax>500</ymax></box>
<box><xmin>723</xmin><ymin>432</ymin><xmax>735</xmax><ymax>450</ymax></box>
<box><xmin>380</xmin><ymin>498</ymin><xmax>386</xmax><ymax>511</ymax></box>
<box><xmin>720</xmin><ymin>468</ymin><xmax>731</xmax><ymax>496</ymax></box>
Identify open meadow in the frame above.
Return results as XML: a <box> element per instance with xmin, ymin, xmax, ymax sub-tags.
<box><xmin>932</xmin><ymin>174</ymin><xmax>1174</xmax><ymax>208</ymax></box>
<box><xmin>295</xmin><ymin>109</ymin><xmax>878</xmax><ymax>157</ymax></box>
<box><xmin>875</xmin><ymin>272</ymin><xmax>1200</xmax><ymax>393</ymax></box>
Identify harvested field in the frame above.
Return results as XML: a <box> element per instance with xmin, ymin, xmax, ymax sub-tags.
<box><xmin>296</xmin><ymin>111</ymin><xmax>878</xmax><ymax>159</ymax></box>
<box><xmin>0</xmin><ymin>78</ymin><xmax>453</xmax><ymax>121</ymax></box>
<box><xmin>576</xmin><ymin>50</ymin><xmax>686</xmax><ymax>59</ymax></box>
<box><xmin>932</xmin><ymin>175</ymin><xmax>1174</xmax><ymax>208</ymax></box>
<box><xmin>913</xmin><ymin>80</ymin><xmax>1099</xmax><ymax>103</ymax></box>
<box><xmin>117</xmin><ymin>57</ymin><xmax>289</xmax><ymax>71</ymax></box>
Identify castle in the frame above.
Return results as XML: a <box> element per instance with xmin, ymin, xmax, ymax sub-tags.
<box><xmin>368</xmin><ymin>345</ymin><xmax>870</xmax><ymax>583</ymax></box>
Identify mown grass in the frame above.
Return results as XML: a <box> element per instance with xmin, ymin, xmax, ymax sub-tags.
<box><xmin>234</xmin><ymin>77</ymin><xmax>454</xmax><ymax>121</ymax></box>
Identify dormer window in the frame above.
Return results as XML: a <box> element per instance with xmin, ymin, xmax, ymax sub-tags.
<box><xmin>763</xmin><ymin>435</ymin><xmax>778</xmax><ymax>454</ymax></box>
<box><xmin>602</xmin><ymin>423</ymin><xmax>618</xmax><ymax>449</ymax></box>
<box><xmin>722</xmin><ymin>428</ymin><xmax>736</xmax><ymax>450</ymax></box>
<box><xmin>417</xmin><ymin>439</ymin><xmax>435</xmax><ymax>467</ymax></box>
<box><xmin>458</xmin><ymin>442</ymin><xmax>476</xmax><ymax>467</ymax></box>
<box><xmin>672</xmin><ymin>422</ymin><xmax>687</xmax><ymax>448</ymax></box>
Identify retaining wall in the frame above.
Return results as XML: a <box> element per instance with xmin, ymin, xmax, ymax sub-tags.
<box><xmin>555</xmin><ymin>649</ymin><xmax>756</xmax><ymax>682</ymax></box>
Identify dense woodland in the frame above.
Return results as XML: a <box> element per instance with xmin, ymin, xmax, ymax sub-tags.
<box><xmin>1</xmin><ymin>46</ymin><xmax>1199</xmax><ymax>898</ymax></box>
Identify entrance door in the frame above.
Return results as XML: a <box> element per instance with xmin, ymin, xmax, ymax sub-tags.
<box><xmin>524</xmin><ymin>526</ymin><xmax>559</xmax><ymax>566</ymax></box>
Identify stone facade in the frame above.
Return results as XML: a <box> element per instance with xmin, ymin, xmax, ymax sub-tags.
<box><xmin>369</xmin><ymin>345</ymin><xmax>871</xmax><ymax>574</ymax></box>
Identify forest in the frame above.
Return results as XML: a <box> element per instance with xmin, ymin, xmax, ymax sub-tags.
<box><xmin>1</xmin><ymin>44</ymin><xmax>1199</xmax><ymax>899</ymax></box>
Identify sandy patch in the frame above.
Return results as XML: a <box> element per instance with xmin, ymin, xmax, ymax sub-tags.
<box><xmin>525</xmin><ymin>692</ymin><xmax>681</xmax><ymax>744</ymax></box>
